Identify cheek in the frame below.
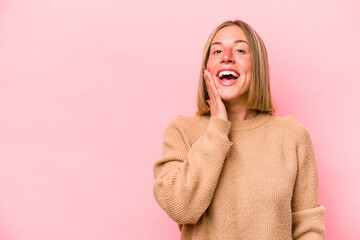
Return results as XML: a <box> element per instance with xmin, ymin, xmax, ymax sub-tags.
<box><xmin>237</xmin><ymin>56</ymin><xmax>251</xmax><ymax>71</ymax></box>
<box><xmin>206</xmin><ymin>58</ymin><xmax>216</xmax><ymax>72</ymax></box>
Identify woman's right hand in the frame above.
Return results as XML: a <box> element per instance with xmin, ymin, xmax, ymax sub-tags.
<box><xmin>204</xmin><ymin>69</ymin><xmax>228</xmax><ymax>121</ymax></box>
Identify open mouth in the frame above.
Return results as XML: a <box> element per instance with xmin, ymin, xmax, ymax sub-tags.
<box><xmin>217</xmin><ymin>70</ymin><xmax>239</xmax><ymax>80</ymax></box>
<box><xmin>216</xmin><ymin>70</ymin><xmax>239</xmax><ymax>86</ymax></box>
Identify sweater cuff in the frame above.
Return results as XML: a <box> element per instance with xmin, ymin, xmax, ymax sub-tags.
<box><xmin>208</xmin><ymin>116</ymin><xmax>231</xmax><ymax>136</ymax></box>
<box><xmin>292</xmin><ymin>204</ymin><xmax>326</xmax><ymax>239</ymax></box>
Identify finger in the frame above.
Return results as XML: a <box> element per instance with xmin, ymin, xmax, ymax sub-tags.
<box><xmin>208</xmin><ymin>79</ymin><xmax>216</xmax><ymax>103</ymax></box>
<box><xmin>211</xmin><ymin>80</ymin><xmax>220</xmax><ymax>99</ymax></box>
<box><xmin>208</xmin><ymin>74</ymin><xmax>220</xmax><ymax>100</ymax></box>
<box><xmin>212</xmin><ymin>73</ymin><xmax>220</xmax><ymax>89</ymax></box>
<box><xmin>205</xmin><ymin>71</ymin><xmax>219</xmax><ymax>110</ymax></box>
<box><xmin>205</xmin><ymin>70</ymin><xmax>216</xmax><ymax>92</ymax></box>
<box><xmin>208</xmin><ymin>73</ymin><xmax>222</xmax><ymax>103</ymax></box>
<box><xmin>204</xmin><ymin>75</ymin><xmax>212</xmax><ymax>98</ymax></box>
<box><xmin>204</xmin><ymin>70</ymin><xmax>214</xmax><ymax>99</ymax></box>
<box><xmin>205</xmin><ymin>70</ymin><xmax>217</xmax><ymax>91</ymax></box>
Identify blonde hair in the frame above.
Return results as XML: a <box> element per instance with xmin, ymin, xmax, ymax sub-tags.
<box><xmin>195</xmin><ymin>19</ymin><xmax>276</xmax><ymax>116</ymax></box>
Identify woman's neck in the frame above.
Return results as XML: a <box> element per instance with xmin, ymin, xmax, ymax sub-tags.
<box><xmin>225</xmin><ymin>102</ymin><xmax>259</xmax><ymax>121</ymax></box>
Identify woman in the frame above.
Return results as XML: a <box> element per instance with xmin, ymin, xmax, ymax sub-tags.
<box><xmin>153</xmin><ymin>19</ymin><xmax>326</xmax><ymax>239</ymax></box>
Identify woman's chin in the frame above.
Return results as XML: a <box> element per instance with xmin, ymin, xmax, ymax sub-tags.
<box><xmin>218</xmin><ymin>91</ymin><xmax>238</xmax><ymax>101</ymax></box>
<box><xmin>219</xmin><ymin>95</ymin><xmax>237</xmax><ymax>103</ymax></box>
<box><xmin>219</xmin><ymin>92</ymin><xmax>247</xmax><ymax>104</ymax></box>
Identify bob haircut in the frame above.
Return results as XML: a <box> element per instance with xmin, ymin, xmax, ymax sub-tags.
<box><xmin>195</xmin><ymin>19</ymin><xmax>276</xmax><ymax>116</ymax></box>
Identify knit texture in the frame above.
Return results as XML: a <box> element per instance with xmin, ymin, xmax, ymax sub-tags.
<box><xmin>153</xmin><ymin>112</ymin><xmax>326</xmax><ymax>240</ymax></box>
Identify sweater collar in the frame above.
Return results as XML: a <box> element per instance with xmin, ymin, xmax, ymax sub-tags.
<box><xmin>230</xmin><ymin>112</ymin><xmax>272</xmax><ymax>131</ymax></box>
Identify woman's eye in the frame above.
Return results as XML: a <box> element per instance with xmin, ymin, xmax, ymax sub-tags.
<box><xmin>236</xmin><ymin>49</ymin><xmax>245</xmax><ymax>53</ymax></box>
<box><xmin>213</xmin><ymin>50</ymin><xmax>222</xmax><ymax>54</ymax></box>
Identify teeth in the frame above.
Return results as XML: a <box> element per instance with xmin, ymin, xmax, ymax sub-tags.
<box><xmin>218</xmin><ymin>70</ymin><xmax>239</xmax><ymax>78</ymax></box>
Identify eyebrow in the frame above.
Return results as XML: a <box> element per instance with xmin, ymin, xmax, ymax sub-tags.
<box><xmin>211</xmin><ymin>40</ymin><xmax>248</xmax><ymax>46</ymax></box>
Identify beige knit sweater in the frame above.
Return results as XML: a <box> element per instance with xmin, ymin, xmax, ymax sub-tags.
<box><xmin>153</xmin><ymin>112</ymin><xmax>326</xmax><ymax>239</ymax></box>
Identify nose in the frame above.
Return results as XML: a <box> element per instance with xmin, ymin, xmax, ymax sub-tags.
<box><xmin>221</xmin><ymin>48</ymin><xmax>234</xmax><ymax>64</ymax></box>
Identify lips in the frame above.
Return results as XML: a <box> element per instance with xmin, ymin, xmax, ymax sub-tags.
<box><xmin>217</xmin><ymin>77</ymin><xmax>237</xmax><ymax>86</ymax></box>
<box><xmin>216</xmin><ymin>68</ymin><xmax>240</xmax><ymax>78</ymax></box>
<box><xmin>216</xmin><ymin>68</ymin><xmax>239</xmax><ymax>87</ymax></box>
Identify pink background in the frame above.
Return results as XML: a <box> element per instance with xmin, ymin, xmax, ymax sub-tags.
<box><xmin>0</xmin><ymin>0</ymin><xmax>359</xmax><ymax>239</ymax></box>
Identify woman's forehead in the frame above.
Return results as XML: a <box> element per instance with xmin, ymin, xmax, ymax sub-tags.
<box><xmin>211</xmin><ymin>26</ymin><xmax>248</xmax><ymax>46</ymax></box>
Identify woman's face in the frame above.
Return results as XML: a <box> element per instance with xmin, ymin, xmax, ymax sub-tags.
<box><xmin>206</xmin><ymin>25</ymin><xmax>252</xmax><ymax>104</ymax></box>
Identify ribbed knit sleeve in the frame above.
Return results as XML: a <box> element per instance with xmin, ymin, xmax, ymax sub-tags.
<box><xmin>292</xmin><ymin>128</ymin><xmax>326</xmax><ymax>239</ymax></box>
<box><xmin>153</xmin><ymin>116</ymin><xmax>232</xmax><ymax>224</ymax></box>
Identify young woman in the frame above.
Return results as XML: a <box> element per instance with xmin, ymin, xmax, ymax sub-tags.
<box><xmin>153</xmin><ymin>19</ymin><xmax>326</xmax><ymax>239</ymax></box>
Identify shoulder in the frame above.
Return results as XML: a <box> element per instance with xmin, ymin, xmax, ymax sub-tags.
<box><xmin>164</xmin><ymin>114</ymin><xmax>210</xmax><ymax>147</ymax></box>
<box><xmin>268</xmin><ymin>113</ymin><xmax>311</xmax><ymax>143</ymax></box>
<box><xmin>166</xmin><ymin>114</ymin><xmax>209</xmax><ymax>134</ymax></box>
